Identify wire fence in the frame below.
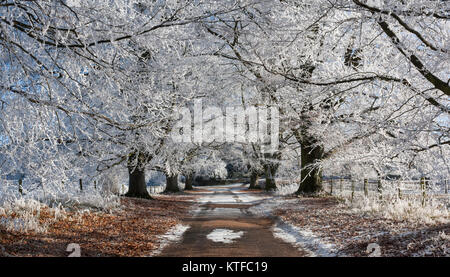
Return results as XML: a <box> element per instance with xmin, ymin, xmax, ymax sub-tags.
<box><xmin>322</xmin><ymin>177</ymin><xmax>449</xmax><ymax>204</ymax></box>
<box><xmin>1</xmin><ymin>177</ymin><xmax>168</xmax><ymax>197</ymax></box>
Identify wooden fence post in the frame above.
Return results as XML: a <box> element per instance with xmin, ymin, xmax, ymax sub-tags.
<box><xmin>445</xmin><ymin>180</ymin><xmax>448</xmax><ymax>194</ymax></box>
<box><xmin>420</xmin><ymin>177</ymin><xmax>426</xmax><ymax>206</ymax></box>
<box><xmin>397</xmin><ymin>182</ymin><xmax>402</xmax><ymax>200</ymax></box>
<box><xmin>330</xmin><ymin>179</ymin><xmax>333</xmax><ymax>195</ymax></box>
<box><xmin>351</xmin><ymin>179</ymin><xmax>355</xmax><ymax>203</ymax></box>
<box><xmin>340</xmin><ymin>178</ymin><xmax>343</xmax><ymax>193</ymax></box>
<box><xmin>377</xmin><ymin>179</ymin><xmax>382</xmax><ymax>200</ymax></box>
<box><xmin>18</xmin><ymin>178</ymin><xmax>23</xmax><ymax>195</ymax></box>
<box><xmin>79</xmin><ymin>179</ymin><xmax>83</xmax><ymax>192</ymax></box>
<box><xmin>94</xmin><ymin>180</ymin><xmax>97</xmax><ymax>190</ymax></box>
<box><xmin>364</xmin><ymin>178</ymin><xmax>368</xmax><ymax>198</ymax></box>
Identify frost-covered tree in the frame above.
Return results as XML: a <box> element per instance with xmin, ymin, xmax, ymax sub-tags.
<box><xmin>1</xmin><ymin>0</ymin><xmax>448</xmax><ymax>201</ymax></box>
<box><xmin>0</xmin><ymin>0</ymin><xmax>252</xmax><ymax>198</ymax></box>
<box><xmin>197</xmin><ymin>0</ymin><xmax>449</xmax><ymax>194</ymax></box>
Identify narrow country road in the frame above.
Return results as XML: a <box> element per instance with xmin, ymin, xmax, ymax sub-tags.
<box><xmin>158</xmin><ymin>183</ymin><xmax>306</xmax><ymax>257</ymax></box>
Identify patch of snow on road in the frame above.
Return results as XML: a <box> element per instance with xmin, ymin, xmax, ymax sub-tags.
<box><xmin>232</xmin><ymin>192</ymin><xmax>272</xmax><ymax>203</ymax></box>
<box><xmin>207</xmin><ymin>228</ymin><xmax>245</xmax><ymax>244</ymax></box>
<box><xmin>203</xmin><ymin>207</ymin><xmax>244</xmax><ymax>217</ymax></box>
<box><xmin>196</xmin><ymin>184</ymin><xmax>271</xmax><ymax>205</ymax></box>
<box><xmin>150</xmin><ymin>224</ymin><xmax>190</xmax><ymax>256</ymax></box>
<box><xmin>197</xmin><ymin>195</ymin><xmax>238</xmax><ymax>204</ymax></box>
<box><xmin>272</xmin><ymin>220</ymin><xmax>337</xmax><ymax>257</ymax></box>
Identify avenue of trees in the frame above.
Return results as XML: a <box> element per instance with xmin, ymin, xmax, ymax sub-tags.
<box><xmin>0</xmin><ymin>0</ymin><xmax>448</xmax><ymax>199</ymax></box>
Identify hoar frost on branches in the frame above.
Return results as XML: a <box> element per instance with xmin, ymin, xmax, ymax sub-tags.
<box><xmin>0</xmin><ymin>0</ymin><xmax>448</xmax><ymax>203</ymax></box>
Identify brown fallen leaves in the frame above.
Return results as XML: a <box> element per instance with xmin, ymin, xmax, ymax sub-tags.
<box><xmin>0</xmin><ymin>195</ymin><xmax>193</xmax><ymax>257</ymax></box>
<box><xmin>274</xmin><ymin>196</ymin><xmax>449</xmax><ymax>257</ymax></box>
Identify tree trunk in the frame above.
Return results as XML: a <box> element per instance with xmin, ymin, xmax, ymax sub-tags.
<box><xmin>249</xmin><ymin>171</ymin><xmax>259</xmax><ymax>189</ymax></box>
<box><xmin>296</xmin><ymin>141</ymin><xmax>324</xmax><ymax>195</ymax></box>
<box><xmin>184</xmin><ymin>173</ymin><xmax>194</xmax><ymax>190</ymax></box>
<box><xmin>264</xmin><ymin>163</ymin><xmax>278</xmax><ymax>191</ymax></box>
<box><xmin>262</xmin><ymin>152</ymin><xmax>280</xmax><ymax>191</ymax></box>
<box><xmin>165</xmin><ymin>173</ymin><xmax>180</xmax><ymax>193</ymax></box>
<box><xmin>125</xmin><ymin>152</ymin><xmax>151</xmax><ymax>199</ymax></box>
